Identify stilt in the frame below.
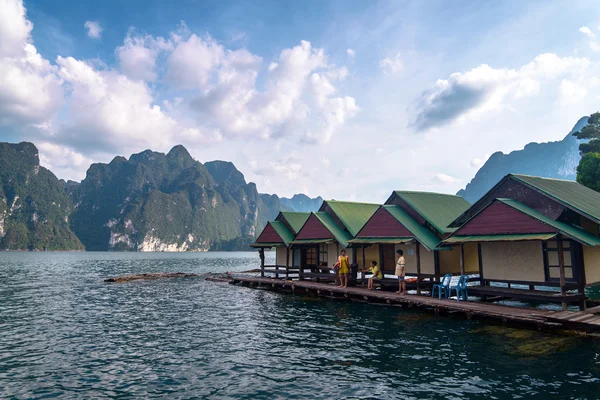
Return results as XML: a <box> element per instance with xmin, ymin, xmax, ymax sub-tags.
<box><xmin>459</xmin><ymin>244</ymin><xmax>465</xmax><ymax>276</ymax></box>
<box><xmin>361</xmin><ymin>244</ymin><xmax>366</xmax><ymax>287</ymax></box>
<box><xmin>416</xmin><ymin>242</ymin><xmax>421</xmax><ymax>295</ymax></box>
<box><xmin>259</xmin><ymin>248</ymin><xmax>265</xmax><ymax>278</ymax></box>
<box><xmin>557</xmin><ymin>236</ymin><xmax>567</xmax><ymax>311</ymax></box>
<box><xmin>286</xmin><ymin>246</ymin><xmax>290</xmax><ymax>280</ymax></box>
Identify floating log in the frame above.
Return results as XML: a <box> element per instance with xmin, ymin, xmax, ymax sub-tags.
<box><xmin>104</xmin><ymin>272</ymin><xmax>199</xmax><ymax>283</ymax></box>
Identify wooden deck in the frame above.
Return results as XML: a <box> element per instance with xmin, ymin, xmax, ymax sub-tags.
<box><xmin>218</xmin><ymin>275</ymin><xmax>600</xmax><ymax>335</ymax></box>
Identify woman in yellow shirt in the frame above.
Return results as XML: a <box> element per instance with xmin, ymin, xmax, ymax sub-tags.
<box><xmin>335</xmin><ymin>249</ymin><xmax>350</xmax><ymax>288</ymax></box>
<box><xmin>367</xmin><ymin>261</ymin><xmax>383</xmax><ymax>290</ymax></box>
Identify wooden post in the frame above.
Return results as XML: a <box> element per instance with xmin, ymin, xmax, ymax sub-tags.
<box><xmin>557</xmin><ymin>236</ymin><xmax>567</xmax><ymax>311</ymax></box>
<box><xmin>459</xmin><ymin>244</ymin><xmax>465</xmax><ymax>276</ymax></box>
<box><xmin>477</xmin><ymin>243</ymin><xmax>484</xmax><ymax>286</ymax></box>
<box><xmin>416</xmin><ymin>242</ymin><xmax>421</xmax><ymax>295</ymax></box>
<box><xmin>362</xmin><ymin>244</ymin><xmax>366</xmax><ymax>287</ymax></box>
<box><xmin>286</xmin><ymin>246</ymin><xmax>290</xmax><ymax>280</ymax></box>
<box><xmin>259</xmin><ymin>248</ymin><xmax>265</xmax><ymax>278</ymax></box>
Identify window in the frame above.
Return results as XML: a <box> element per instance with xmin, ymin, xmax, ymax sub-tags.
<box><xmin>319</xmin><ymin>243</ymin><xmax>328</xmax><ymax>266</ymax></box>
<box><xmin>544</xmin><ymin>239</ymin><xmax>574</xmax><ymax>281</ymax></box>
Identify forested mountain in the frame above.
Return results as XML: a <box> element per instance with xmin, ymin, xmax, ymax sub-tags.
<box><xmin>0</xmin><ymin>142</ymin><xmax>333</xmax><ymax>251</ymax></box>
<box><xmin>0</xmin><ymin>142</ymin><xmax>84</xmax><ymax>250</ymax></box>
<box><xmin>69</xmin><ymin>146</ymin><xmax>286</xmax><ymax>251</ymax></box>
<box><xmin>457</xmin><ymin>117</ymin><xmax>588</xmax><ymax>203</ymax></box>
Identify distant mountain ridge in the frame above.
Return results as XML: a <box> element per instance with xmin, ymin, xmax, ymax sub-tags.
<box><xmin>0</xmin><ymin>142</ymin><xmax>321</xmax><ymax>251</ymax></box>
<box><xmin>457</xmin><ymin>117</ymin><xmax>588</xmax><ymax>203</ymax></box>
<box><xmin>280</xmin><ymin>194</ymin><xmax>324</xmax><ymax>212</ymax></box>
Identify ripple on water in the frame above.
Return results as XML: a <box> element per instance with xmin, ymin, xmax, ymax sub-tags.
<box><xmin>0</xmin><ymin>251</ymin><xmax>599</xmax><ymax>399</ymax></box>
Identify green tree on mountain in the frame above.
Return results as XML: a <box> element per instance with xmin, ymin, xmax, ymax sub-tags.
<box><xmin>574</xmin><ymin>112</ymin><xmax>600</xmax><ymax>192</ymax></box>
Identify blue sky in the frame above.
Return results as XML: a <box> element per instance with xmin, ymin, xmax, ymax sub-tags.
<box><xmin>2</xmin><ymin>0</ymin><xmax>600</xmax><ymax>202</ymax></box>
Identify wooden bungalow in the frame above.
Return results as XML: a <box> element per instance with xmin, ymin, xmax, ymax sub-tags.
<box><xmin>349</xmin><ymin>205</ymin><xmax>448</xmax><ymax>290</ymax></box>
<box><xmin>251</xmin><ymin>211</ymin><xmax>309</xmax><ymax>278</ymax></box>
<box><xmin>381</xmin><ymin>190</ymin><xmax>476</xmax><ymax>275</ymax></box>
<box><xmin>444</xmin><ymin>174</ymin><xmax>600</xmax><ymax>309</ymax></box>
<box><xmin>291</xmin><ymin>200</ymin><xmax>379</xmax><ymax>280</ymax></box>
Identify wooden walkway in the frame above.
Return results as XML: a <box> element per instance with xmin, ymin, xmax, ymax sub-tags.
<box><xmin>219</xmin><ymin>275</ymin><xmax>600</xmax><ymax>335</ymax></box>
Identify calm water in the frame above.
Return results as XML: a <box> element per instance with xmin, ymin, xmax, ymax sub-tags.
<box><xmin>1</xmin><ymin>252</ymin><xmax>599</xmax><ymax>399</ymax></box>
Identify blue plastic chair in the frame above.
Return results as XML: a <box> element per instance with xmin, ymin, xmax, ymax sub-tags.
<box><xmin>432</xmin><ymin>274</ymin><xmax>453</xmax><ymax>299</ymax></box>
<box><xmin>450</xmin><ymin>275</ymin><xmax>469</xmax><ymax>301</ymax></box>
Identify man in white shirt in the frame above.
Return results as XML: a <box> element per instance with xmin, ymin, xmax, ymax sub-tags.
<box><xmin>395</xmin><ymin>249</ymin><xmax>406</xmax><ymax>295</ymax></box>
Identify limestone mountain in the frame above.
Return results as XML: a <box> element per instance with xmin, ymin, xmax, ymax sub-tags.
<box><xmin>68</xmin><ymin>146</ymin><xmax>284</xmax><ymax>251</ymax></box>
<box><xmin>0</xmin><ymin>142</ymin><xmax>84</xmax><ymax>250</ymax></box>
<box><xmin>457</xmin><ymin>117</ymin><xmax>588</xmax><ymax>203</ymax></box>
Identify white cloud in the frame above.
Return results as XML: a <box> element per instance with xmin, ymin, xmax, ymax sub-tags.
<box><xmin>379</xmin><ymin>53</ymin><xmax>403</xmax><ymax>74</ymax></box>
<box><xmin>469</xmin><ymin>154</ymin><xmax>490</xmax><ymax>168</ymax></box>
<box><xmin>116</xmin><ymin>31</ymin><xmax>173</xmax><ymax>81</ymax></box>
<box><xmin>580</xmin><ymin>26</ymin><xmax>600</xmax><ymax>52</ymax></box>
<box><xmin>0</xmin><ymin>0</ymin><xmax>63</xmax><ymax>130</ymax></box>
<box><xmin>166</xmin><ymin>33</ymin><xmax>225</xmax><ymax>88</ymax></box>
<box><xmin>84</xmin><ymin>21</ymin><xmax>102</xmax><ymax>39</ymax></box>
<box><xmin>413</xmin><ymin>53</ymin><xmax>590</xmax><ymax>131</ymax></box>
<box><xmin>37</xmin><ymin>142</ymin><xmax>94</xmax><ymax>180</ymax></box>
<box><xmin>347</xmin><ymin>48</ymin><xmax>355</xmax><ymax>58</ymax></box>
<box><xmin>55</xmin><ymin>55</ymin><xmax>214</xmax><ymax>155</ymax></box>
<box><xmin>190</xmin><ymin>40</ymin><xmax>357</xmax><ymax>144</ymax></box>
<box><xmin>432</xmin><ymin>173</ymin><xmax>461</xmax><ymax>185</ymax></box>
<box><xmin>0</xmin><ymin>0</ymin><xmax>32</xmax><ymax>57</ymax></box>
<box><xmin>559</xmin><ymin>79</ymin><xmax>588</xmax><ymax>105</ymax></box>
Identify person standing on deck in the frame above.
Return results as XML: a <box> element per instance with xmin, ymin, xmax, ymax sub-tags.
<box><xmin>395</xmin><ymin>249</ymin><xmax>406</xmax><ymax>295</ymax></box>
<box><xmin>336</xmin><ymin>249</ymin><xmax>350</xmax><ymax>288</ymax></box>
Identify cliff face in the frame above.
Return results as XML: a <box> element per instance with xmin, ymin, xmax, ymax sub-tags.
<box><xmin>69</xmin><ymin>147</ymin><xmax>283</xmax><ymax>251</ymax></box>
<box><xmin>457</xmin><ymin>117</ymin><xmax>588</xmax><ymax>203</ymax></box>
<box><xmin>0</xmin><ymin>142</ymin><xmax>84</xmax><ymax>251</ymax></box>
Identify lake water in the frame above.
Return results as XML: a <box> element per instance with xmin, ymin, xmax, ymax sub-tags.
<box><xmin>1</xmin><ymin>252</ymin><xmax>599</xmax><ymax>399</ymax></box>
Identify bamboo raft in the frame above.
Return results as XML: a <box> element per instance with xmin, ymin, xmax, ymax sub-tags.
<box><xmin>216</xmin><ymin>275</ymin><xmax>600</xmax><ymax>336</ymax></box>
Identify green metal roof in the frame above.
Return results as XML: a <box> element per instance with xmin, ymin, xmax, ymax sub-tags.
<box><xmin>279</xmin><ymin>212</ymin><xmax>310</xmax><ymax>234</ymax></box>
<box><xmin>511</xmin><ymin>174</ymin><xmax>600</xmax><ymax>224</ymax></box>
<box><xmin>321</xmin><ymin>200</ymin><xmax>380</xmax><ymax>236</ymax></box>
<box><xmin>384</xmin><ymin>205</ymin><xmax>444</xmax><ymax>251</ymax></box>
<box><xmin>270</xmin><ymin>221</ymin><xmax>295</xmax><ymax>245</ymax></box>
<box><xmin>444</xmin><ymin>233</ymin><xmax>557</xmax><ymax>244</ymax></box>
<box><xmin>250</xmin><ymin>242</ymin><xmax>282</xmax><ymax>248</ymax></box>
<box><xmin>349</xmin><ymin>237</ymin><xmax>414</xmax><ymax>244</ymax></box>
<box><xmin>498</xmin><ymin>198</ymin><xmax>600</xmax><ymax>247</ymax></box>
<box><xmin>290</xmin><ymin>238</ymin><xmax>335</xmax><ymax>244</ymax></box>
<box><xmin>391</xmin><ymin>191</ymin><xmax>471</xmax><ymax>234</ymax></box>
<box><xmin>313</xmin><ymin>211</ymin><xmax>353</xmax><ymax>247</ymax></box>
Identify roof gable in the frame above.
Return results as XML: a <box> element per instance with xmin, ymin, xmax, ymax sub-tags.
<box><xmin>454</xmin><ymin>201</ymin><xmax>555</xmax><ymax>236</ymax></box>
<box><xmin>294</xmin><ymin>212</ymin><xmax>352</xmax><ymax>247</ymax></box>
<box><xmin>356</xmin><ymin>207</ymin><xmax>413</xmax><ymax>238</ymax></box>
<box><xmin>319</xmin><ymin>200</ymin><xmax>379</xmax><ymax>236</ymax></box>
<box><xmin>295</xmin><ymin>213</ymin><xmax>335</xmax><ymax>240</ymax></box>
<box><xmin>511</xmin><ymin>174</ymin><xmax>600</xmax><ymax>224</ymax></box>
<box><xmin>254</xmin><ymin>221</ymin><xmax>294</xmax><ymax>245</ymax></box>
<box><xmin>448</xmin><ymin>198</ymin><xmax>600</xmax><ymax>247</ymax></box>
<box><xmin>386</xmin><ymin>191</ymin><xmax>471</xmax><ymax>234</ymax></box>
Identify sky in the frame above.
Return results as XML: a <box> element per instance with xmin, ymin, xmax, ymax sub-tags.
<box><xmin>2</xmin><ymin>0</ymin><xmax>600</xmax><ymax>203</ymax></box>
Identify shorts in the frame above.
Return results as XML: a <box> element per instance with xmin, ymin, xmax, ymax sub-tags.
<box><xmin>395</xmin><ymin>266</ymin><xmax>405</xmax><ymax>280</ymax></box>
<box><xmin>371</xmin><ymin>275</ymin><xmax>381</xmax><ymax>280</ymax></box>
<box><xmin>397</xmin><ymin>276</ymin><xmax>405</xmax><ymax>282</ymax></box>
